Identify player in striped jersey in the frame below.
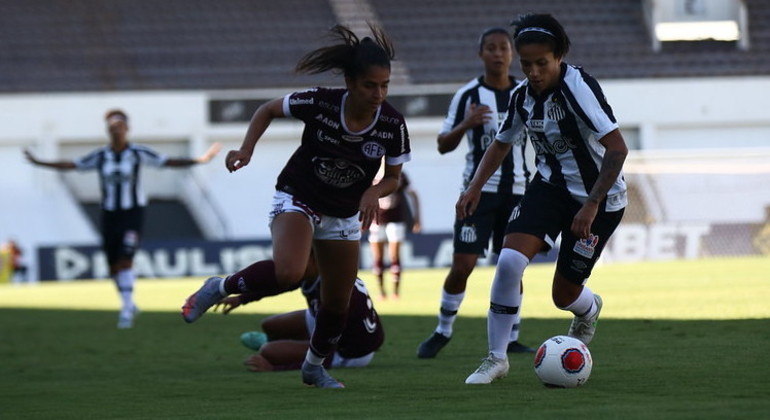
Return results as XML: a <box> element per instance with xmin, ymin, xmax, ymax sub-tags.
<box><xmin>24</xmin><ymin>109</ymin><xmax>221</xmax><ymax>328</ymax></box>
<box><xmin>417</xmin><ymin>27</ymin><xmax>534</xmax><ymax>359</ymax></box>
<box><xmin>461</xmin><ymin>14</ymin><xmax>628</xmax><ymax>384</ymax></box>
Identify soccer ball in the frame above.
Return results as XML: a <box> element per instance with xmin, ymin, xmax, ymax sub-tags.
<box><xmin>533</xmin><ymin>335</ymin><xmax>593</xmax><ymax>388</ymax></box>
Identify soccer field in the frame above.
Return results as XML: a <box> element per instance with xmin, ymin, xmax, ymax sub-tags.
<box><xmin>1</xmin><ymin>256</ymin><xmax>769</xmax><ymax>419</ymax></box>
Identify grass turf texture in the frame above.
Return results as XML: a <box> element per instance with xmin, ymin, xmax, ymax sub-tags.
<box><xmin>1</xmin><ymin>256</ymin><xmax>768</xmax><ymax>419</ymax></box>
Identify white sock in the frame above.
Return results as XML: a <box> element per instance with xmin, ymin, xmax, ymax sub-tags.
<box><xmin>488</xmin><ymin>249</ymin><xmax>529</xmax><ymax>359</ymax></box>
<box><xmin>561</xmin><ymin>286</ymin><xmax>597</xmax><ymax>318</ymax></box>
<box><xmin>436</xmin><ymin>289</ymin><xmax>465</xmax><ymax>337</ymax></box>
<box><xmin>509</xmin><ymin>294</ymin><xmax>523</xmax><ymax>342</ymax></box>
<box><xmin>304</xmin><ymin>349</ymin><xmax>324</xmax><ymax>366</ymax></box>
<box><xmin>116</xmin><ymin>269</ymin><xmax>136</xmax><ymax>312</ymax></box>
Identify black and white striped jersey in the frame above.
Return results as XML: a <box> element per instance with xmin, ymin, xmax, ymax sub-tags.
<box><xmin>74</xmin><ymin>143</ymin><xmax>168</xmax><ymax>211</ymax></box>
<box><xmin>497</xmin><ymin>64</ymin><xmax>627</xmax><ymax>211</ymax></box>
<box><xmin>440</xmin><ymin>76</ymin><xmax>530</xmax><ymax>195</ymax></box>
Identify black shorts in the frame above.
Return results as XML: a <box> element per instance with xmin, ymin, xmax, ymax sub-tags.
<box><xmin>101</xmin><ymin>208</ymin><xmax>144</xmax><ymax>266</ymax></box>
<box><xmin>454</xmin><ymin>192</ymin><xmax>521</xmax><ymax>256</ymax></box>
<box><xmin>505</xmin><ymin>177</ymin><xmax>624</xmax><ymax>284</ymax></box>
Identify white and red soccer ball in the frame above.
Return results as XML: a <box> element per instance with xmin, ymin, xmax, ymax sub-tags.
<box><xmin>534</xmin><ymin>335</ymin><xmax>593</xmax><ymax>388</ymax></box>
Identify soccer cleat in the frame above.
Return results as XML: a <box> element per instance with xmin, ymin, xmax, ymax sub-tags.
<box><xmin>117</xmin><ymin>305</ymin><xmax>139</xmax><ymax>329</ymax></box>
<box><xmin>506</xmin><ymin>340</ymin><xmax>535</xmax><ymax>353</ymax></box>
<box><xmin>568</xmin><ymin>294</ymin><xmax>603</xmax><ymax>345</ymax></box>
<box><xmin>181</xmin><ymin>277</ymin><xmax>225</xmax><ymax>323</ymax></box>
<box><xmin>417</xmin><ymin>332</ymin><xmax>451</xmax><ymax>359</ymax></box>
<box><xmin>465</xmin><ymin>353</ymin><xmax>510</xmax><ymax>384</ymax></box>
<box><xmin>301</xmin><ymin>361</ymin><xmax>345</xmax><ymax>389</ymax></box>
<box><xmin>240</xmin><ymin>331</ymin><xmax>268</xmax><ymax>351</ymax></box>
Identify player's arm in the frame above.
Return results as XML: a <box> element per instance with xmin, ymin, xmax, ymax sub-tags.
<box><xmin>407</xmin><ymin>188</ymin><xmax>422</xmax><ymax>233</ymax></box>
<box><xmin>456</xmin><ymin>139</ymin><xmax>512</xmax><ymax>219</ymax></box>
<box><xmin>23</xmin><ymin>149</ymin><xmax>76</xmax><ymax>170</ymax></box>
<box><xmin>571</xmin><ymin>128</ymin><xmax>628</xmax><ymax>238</ymax></box>
<box><xmin>360</xmin><ymin>164</ymin><xmax>402</xmax><ymax>229</ymax></box>
<box><xmin>437</xmin><ymin>103</ymin><xmax>492</xmax><ymax>154</ymax></box>
<box><xmin>226</xmin><ymin>98</ymin><xmax>285</xmax><ymax>173</ymax></box>
<box><xmin>164</xmin><ymin>143</ymin><xmax>222</xmax><ymax>167</ymax></box>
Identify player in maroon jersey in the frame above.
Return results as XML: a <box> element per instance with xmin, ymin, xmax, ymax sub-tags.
<box><xmin>213</xmin><ymin>256</ymin><xmax>384</xmax><ymax>373</ymax></box>
<box><xmin>182</xmin><ymin>24</ymin><xmax>410</xmax><ymax>388</ymax></box>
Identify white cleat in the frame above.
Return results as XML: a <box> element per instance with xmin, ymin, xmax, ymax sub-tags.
<box><xmin>117</xmin><ymin>305</ymin><xmax>139</xmax><ymax>329</ymax></box>
<box><xmin>465</xmin><ymin>353</ymin><xmax>509</xmax><ymax>384</ymax></box>
<box><xmin>568</xmin><ymin>294</ymin><xmax>603</xmax><ymax>345</ymax></box>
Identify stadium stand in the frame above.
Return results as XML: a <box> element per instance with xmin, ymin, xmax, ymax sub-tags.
<box><xmin>1</xmin><ymin>0</ymin><xmax>769</xmax><ymax>93</ymax></box>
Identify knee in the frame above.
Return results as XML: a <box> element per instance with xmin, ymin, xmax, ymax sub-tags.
<box><xmin>274</xmin><ymin>265</ymin><xmax>305</xmax><ymax>289</ymax></box>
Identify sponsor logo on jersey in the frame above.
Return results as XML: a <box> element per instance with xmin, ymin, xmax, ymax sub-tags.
<box><xmin>290</xmin><ymin>97</ymin><xmax>314</xmax><ymax>106</ymax></box>
<box><xmin>370</xmin><ymin>129</ymin><xmax>394</xmax><ymax>140</ymax></box>
<box><xmin>530</xmin><ymin>134</ymin><xmax>578</xmax><ymax>155</ymax></box>
<box><xmin>317</xmin><ymin>100</ymin><xmax>340</xmax><ymax>112</ymax></box>
<box><xmin>314</xmin><ymin>113</ymin><xmax>340</xmax><ymax>129</ymax></box>
<box><xmin>316</xmin><ymin>129</ymin><xmax>340</xmax><ymax>145</ymax></box>
<box><xmin>312</xmin><ymin>157</ymin><xmax>366</xmax><ymax>188</ymax></box>
<box><xmin>509</xmin><ymin>205</ymin><xmax>521</xmax><ymax>221</ymax></box>
<box><xmin>529</xmin><ymin>119</ymin><xmax>545</xmax><ymax>132</ymax></box>
<box><xmin>573</xmin><ymin>234</ymin><xmax>599</xmax><ymax>258</ymax></box>
<box><xmin>570</xmin><ymin>259</ymin><xmax>588</xmax><ymax>272</ymax></box>
<box><xmin>342</xmin><ymin>134</ymin><xmax>363</xmax><ymax>143</ymax></box>
<box><xmin>460</xmin><ymin>225</ymin><xmax>478</xmax><ymax>243</ymax></box>
<box><xmin>361</xmin><ymin>141</ymin><xmax>386</xmax><ymax>159</ymax></box>
<box><xmin>379</xmin><ymin>114</ymin><xmax>400</xmax><ymax>125</ymax></box>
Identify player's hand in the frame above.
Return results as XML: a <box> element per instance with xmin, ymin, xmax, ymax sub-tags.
<box><xmin>462</xmin><ymin>103</ymin><xmax>493</xmax><ymax>128</ymax></box>
<box><xmin>213</xmin><ymin>296</ymin><xmax>242</xmax><ymax>314</ymax></box>
<box><xmin>225</xmin><ymin>149</ymin><xmax>252</xmax><ymax>172</ymax></box>
<box><xmin>456</xmin><ymin>187</ymin><xmax>481</xmax><ymax>220</ymax></box>
<box><xmin>358</xmin><ymin>187</ymin><xmax>380</xmax><ymax>230</ymax></box>
<box><xmin>23</xmin><ymin>149</ymin><xmax>38</xmax><ymax>164</ymax></box>
<box><xmin>571</xmin><ymin>201</ymin><xmax>599</xmax><ymax>239</ymax></box>
<box><xmin>411</xmin><ymin>220</ymin><xmax>422</xmax><ymax>233</ymax></box>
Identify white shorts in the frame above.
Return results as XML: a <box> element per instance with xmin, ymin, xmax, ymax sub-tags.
<box><xmin>269</xmin><ymin>190</ymin><xmax>361</xmax><ymax>241</ymax></box>
<box><xmin>368</xmin><ymin>221</ymin><xmax>407</xmax><ymax>243</ymax></box>
<box><xmin>304</xmin><ymin>309</ymin><xmax>375</xmax><ymax>369</ymax></box>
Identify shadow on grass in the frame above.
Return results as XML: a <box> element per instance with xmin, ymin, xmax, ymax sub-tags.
<box><xmin>1</xmin><ymin>308</ymin><xmax>768</xmax><ymax>419</ymax></box>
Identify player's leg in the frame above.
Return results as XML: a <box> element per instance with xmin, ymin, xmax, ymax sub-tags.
<box><xmin>385</xmin><ymin>222</ymin><xmax>406</xmax><ymax>298</ymax></box>
<box><xmin>182</xmin><ymin>211</ymin><xmax>313</xmax><ymax>323</ymax></box>
<box><xmin>368</xmin><ymin>228</ymin><xmax>387</xmax><ymax>299</ymax></box>
<box><xmin>301</xmin><ymin>238</ymin><xmax>358</xmax><ymax>388</ymax></box>
<box><xmin>246</xmin><ymin>340</ymin><xmax>311</xmax><ymax>372</ymax></box>
<box><xmin>262</xmin><ymin>309</ymin><xmax>310</xmax><ymax>341</ymax></box>
<box><xmin>109</xmin><ymin>209</ymin><xmax>142</xmax><ymax>329</ymax></box>
<box><xmin>555</xmin><ymin>207</ymin><xmax>624</xmax><ymax>345</ymax></box>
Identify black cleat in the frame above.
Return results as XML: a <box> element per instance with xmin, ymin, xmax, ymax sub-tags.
<box><xmin>417</xmin><ymin>332</ymin><xmax>451</xmax><ymax>359</ymax></box>
<box><xmin>506</xmin><ymin>340</ymin><xmax>535</xmax><ymax>353</ymax></box>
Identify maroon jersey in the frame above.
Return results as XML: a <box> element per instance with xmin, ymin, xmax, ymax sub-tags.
<box><xmin>278</xmin><ymin>87</ymin><xmax>411</xmax><ymax>218</ymax></box>
<box><xmin>303</xmin><ymin>277</ymin><xmax>384</xmax><ymax>358</ymax></box>
<box><xmin>376</xmin><ymin>171</ymin><xmax>411</xmax><ymax>224</ymax></box>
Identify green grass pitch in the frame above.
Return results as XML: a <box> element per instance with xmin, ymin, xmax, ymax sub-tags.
<box><xmin>1</xmin><ymin>256</ymin><xmax>768</xmax><ymax>419</ymax></box>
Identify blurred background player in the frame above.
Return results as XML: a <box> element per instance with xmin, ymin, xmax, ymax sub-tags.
<box><xmin>25</xmin><ymin>109</ymin><xmax>221</xmax><ymax>328</ymax></box>
<box><xmin>0</xmin><ymin>239</ymin><xmax>27</xmax><ymax>284</ymax></box>
<box><xmin>213</xmin><ymin>256</ymin><xmax>384</xmax><ymax>373</ymax></box>
<box><xmin>368</xmin><ymin>170</ymin><xmax>421</xmax><ymax>300</ymax></box>
<box><xmin>461</xmin><ymin>14</ymin><xmax>627</xmax><ymax>384</ymax></box>
<box><xmin>417</xmin><ymin>27</ymin><xmax>534</xmax><ymax>359</ymax></box>
<box><xmin>181</xmin><ymin>24</ymin><xmax>410</xmax><ymax>388</ymax></box>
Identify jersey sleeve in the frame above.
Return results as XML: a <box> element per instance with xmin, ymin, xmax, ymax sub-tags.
<box><xmin>439</xmin><ymin>88</ymin><xmax>468</xmax><ymax>135</ymax></box>
<box><xmin>567</xmin><ymin>69</ymin><xmax>619</xmax><ymax>139</ymax></box>
<box><xmin>385</xmin><ymin>120</ymin><xmax>411</xmax><ymax>166</ymax></box>
<box><xmin>73</xmin><ymin>148</ymin><xmax>103</xmax><ymax>170</ymax></box>
<box><xmin>495</xmin><ymin>88</ymin><xmax>526</xmax><ymax>145</ymax></box>
<box><xmin>134</xmin><ymin>145</ymin><xmax>168</xmax><ymax>167</ymax></box>
<box><xmin>282</xmin><ymin>87</ymin><xmax>320</xmax><ymax>122</ymax></box>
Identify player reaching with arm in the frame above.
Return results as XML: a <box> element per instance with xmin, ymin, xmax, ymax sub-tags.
<box><xmin>181</xmin><ymin>23</ymin><xmax>411</xmax><ymax>388</ymax></box>
<box><xmin>461</xmin><ymin>14</ymin><xmax>628</xmax><ymax>384</ymax></box>
<box><xmin>25</xmin><ymin>109</ymin><xmax>220</xmax><ymax>328</ymax></box>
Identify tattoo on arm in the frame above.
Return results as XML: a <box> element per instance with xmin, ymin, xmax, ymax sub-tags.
<box><xmin>588</xmin><ymin>150</ymin><xmax>626</xmax><ymax>204</ymax></box>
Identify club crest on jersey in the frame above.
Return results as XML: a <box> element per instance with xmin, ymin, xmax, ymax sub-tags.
<box><xmin>361</xmin><ymin>141</ymin><xmax>386</xmax><ymax>159</ymax></box>
<box><xmin>547</xmin><ymin>102</ymin><xmax>566</xmax><ymax>121</ymax></box>
<box><xmin>528</xmin><ymin>119</ymin><xmax>545</xmax><ymax>132</ymax></box>
<box><xmin>573</xmin><ymin>234</ymin><xmax>599</xmax><ymax>258</ymax></box>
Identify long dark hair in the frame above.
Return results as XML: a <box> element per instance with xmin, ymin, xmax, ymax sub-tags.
<box><xmin>511</xmin><ymin>13</ymin><xmax>570</xmax><ymax>58</ymax></box>
<box><xmin>295</xmin><ymin>23</ymin><xmax>395</xmax><ymax>80</ymax></box>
